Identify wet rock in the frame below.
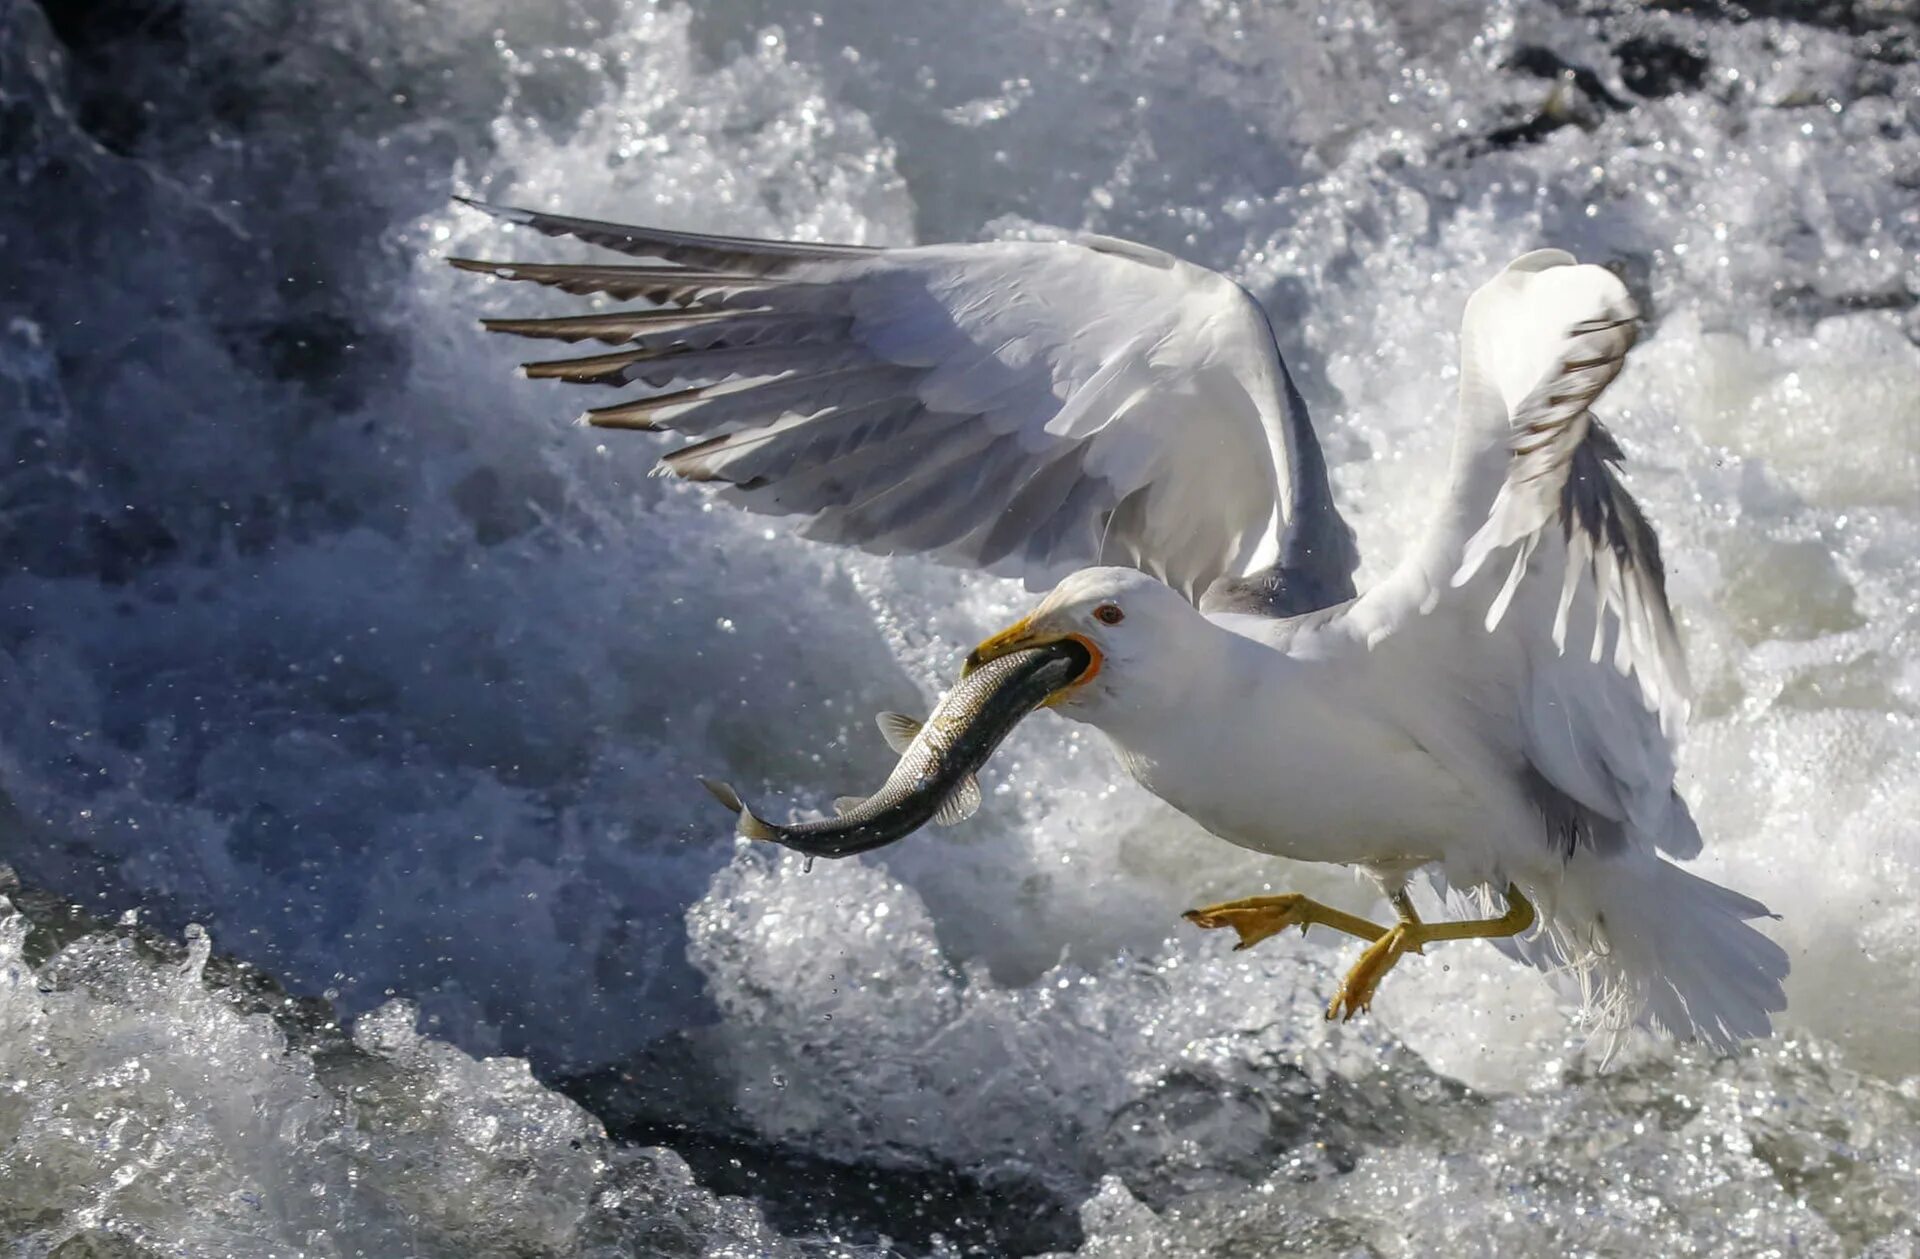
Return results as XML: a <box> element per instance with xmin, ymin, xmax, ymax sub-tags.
<box><xmin>1615</xmin><ymin>34</ymin><xmax>1712</xmax><ymax>96</ymax></box>
<box><xmin>1485</xmin><ymin>46</ymin><xmax>1628</xmax><ymax>151</ymax></box>
<box><xmin>1508</xmin><ymin>45</ymin><xmax>1631</xmax><ymax>109</ymax></box>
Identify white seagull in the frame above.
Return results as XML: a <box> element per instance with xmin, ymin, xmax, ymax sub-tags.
<box><xmin>452</xmin><ymin>200</ymin><xmax>1788</xmax><ymax>1048</ymax></box>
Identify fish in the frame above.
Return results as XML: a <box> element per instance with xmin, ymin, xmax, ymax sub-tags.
<box><xmin>699</xmin><ymin>639</ymin><xmax>1092</xmax><ymax>859</ymax></box>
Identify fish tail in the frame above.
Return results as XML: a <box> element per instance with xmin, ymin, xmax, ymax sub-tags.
<box><xmin>697</xmin><ymin>777</ymin><xmax>780</xmax><ymax>842</ymax></box>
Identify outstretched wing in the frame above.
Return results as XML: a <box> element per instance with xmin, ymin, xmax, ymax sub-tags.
<box><xmin>1345</xmin><ymin>250</ymin><xmax>1699</xmax><ymax>858</ymax></box>
<box><xmin>451</xmin><ymin>199</ymin><xmax>1356</xmax><ymax>606</ymax></box>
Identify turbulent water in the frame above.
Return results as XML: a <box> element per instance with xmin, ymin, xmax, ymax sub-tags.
<box><xmin>2</xmin><ymin>0</ymin><xmax>1917</xmax><ymax>1253</ymax></box>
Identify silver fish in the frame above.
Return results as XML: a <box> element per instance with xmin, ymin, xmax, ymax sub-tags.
<box><xmin>700</xmin><ymin>639</ymin><xmax>1092</xmax><ymax>858</ymax></box>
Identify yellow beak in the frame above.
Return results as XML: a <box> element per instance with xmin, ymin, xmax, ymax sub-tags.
<box><xmin>963</xmin><ymin>617</ymin><xmax>1102</xmax><ymax>703</ymax></box>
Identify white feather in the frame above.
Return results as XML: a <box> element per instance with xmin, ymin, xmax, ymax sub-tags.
<box><xmin>458</xmin><ymin>202</ymin><xmax>1350</xmax><ymax>602</ymax></box>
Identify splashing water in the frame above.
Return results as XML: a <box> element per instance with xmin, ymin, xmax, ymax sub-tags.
<box><xmin>1</xmin><ymin>0</ymin><xmax>1915</xmax><ymax>1253</ymax></box>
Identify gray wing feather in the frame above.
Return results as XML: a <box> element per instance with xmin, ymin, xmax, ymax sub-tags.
<box><xmin>454</xmin><ymin>198</ymin><xmax>1353</xmax><ymax>600</ymax></box>
<box><xmin>1348</xmin><ymin>251</ymin><xmax>1698</xmax><ymax>862</ymax></box>
<box><xmin>1199</xmin><ymin>352</ymin><xmax>1359</xmax><ymax>617</ymax></box>
<box><xmin>452</xmin><ymin>195</ymin><xmax>879</xmax><ymax>269</ymax></box>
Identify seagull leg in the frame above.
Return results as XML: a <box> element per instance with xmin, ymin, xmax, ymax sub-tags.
<box><xmin>1183</xmin><ymin>894</ymin><xmax>1389</xmax><ymax>952</ymax></box>
<box><xmin>1326</xmin><ymin>884</ymin><xmax>1536</xmax><ymax>1022</ymax></box>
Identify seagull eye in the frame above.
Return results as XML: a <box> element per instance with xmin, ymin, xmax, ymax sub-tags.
<box><xmin>1093</xmin><ymin>604</ymin><xmax>1125</xmax><ymax>626</ymax></box>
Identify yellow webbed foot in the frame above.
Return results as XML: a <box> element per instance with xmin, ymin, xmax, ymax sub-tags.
<box><xmin>1183</xmin><ymin>893</ymin><xmax>1388</xmax><ymax>952</ymax></box>
<box><xmin>1324</xmin><ymin>883</ymin><xmax>1537</xmax><ymax>1022</ymax></box>
<box><xmin>1326</xmin><ymin>924</ymin><xmax>1422</xmax><ymax>1021</ymax></box>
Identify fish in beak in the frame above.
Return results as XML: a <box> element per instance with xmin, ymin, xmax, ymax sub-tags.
<box><xmin>964</xmin><ymin>616</ymin><xmax>1102</xmax><ymax>703</ymax></box>
<box><xmin>702</xmin><ymin>637</ymin><xmax>1092</xmax><ymax>858</ymax></box>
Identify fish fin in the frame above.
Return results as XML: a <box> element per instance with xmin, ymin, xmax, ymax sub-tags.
<box><xmin>698</xmin><ymin>777</ymin><xmax>779</xmax><ymax>842</ymax></box>
<box><xmin>875</xmin><ymin>711</ymin><xmax>923</xmax><ymax>754</ymax></box>
<box><xmin>932</xmin><ymin>775</ymin><xmax>982</xmax><ymax>826</ymax></box>
<box><xmin>833</xmin><ymin>795</ymin><xmax>867</xmax><ymax>816</ymax></box>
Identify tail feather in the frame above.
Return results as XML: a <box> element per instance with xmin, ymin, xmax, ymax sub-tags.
<box><xmin>1510</xmin><ymin>854</ymin><xmax>1788</xmax><ymax>1051</ymax></box>
<box><xmin>697</xmin><ymin>778</ymin><xmax>779</xmax><ymax>842</ymax></box>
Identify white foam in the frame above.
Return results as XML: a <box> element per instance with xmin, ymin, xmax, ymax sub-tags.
<box><xmin>0</xmin><ymin>898</ymin><xmax>861</xmax><ymax>1256</ymax></box>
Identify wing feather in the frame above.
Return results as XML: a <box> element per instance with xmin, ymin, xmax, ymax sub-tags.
<box><xmin>1344</xmin><ymin>250</ymin><xmax>1696</xmax><ymax>859</ymax></box>
<box><xmin>453</xmin><ymin>195</ymin><xmax>878</xmax><ymax>269</ymax></box>
<box><xmin>448</xmin><ymin>256</ymin><xmax>834</xmax><ymax>306</ymax></box>
<box><xmin>453</xmin><ymin>199</ymin><xmax>1358</xmax><ymax>604</ymax></box>
<box><xmin>480</xmin><ymin>309</ymin><xmax>743</xmax><ymax>343</ymax></box>
<box><xmin>522</xmin><ymin>342</ymin><xmax>871</xmax><ymax>388</ymax></box>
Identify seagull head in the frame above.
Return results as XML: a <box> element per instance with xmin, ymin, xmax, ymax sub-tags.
<box><xmin>964</xmin><ymin>566</ymin><xmax>1202</xmax><ymax>718</ymax></box>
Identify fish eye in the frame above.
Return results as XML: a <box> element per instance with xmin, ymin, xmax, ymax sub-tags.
<box><xmin>1093</xmin><ymin>604</ymin><xmax>1125</xmax><ymax>626</ymax></box>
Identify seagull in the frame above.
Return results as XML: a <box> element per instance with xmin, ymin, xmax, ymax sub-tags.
<box><xmin>450</xmin><ymin>199</ymin><xmax>1788</xmax><ymax>1048</ymax></box>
